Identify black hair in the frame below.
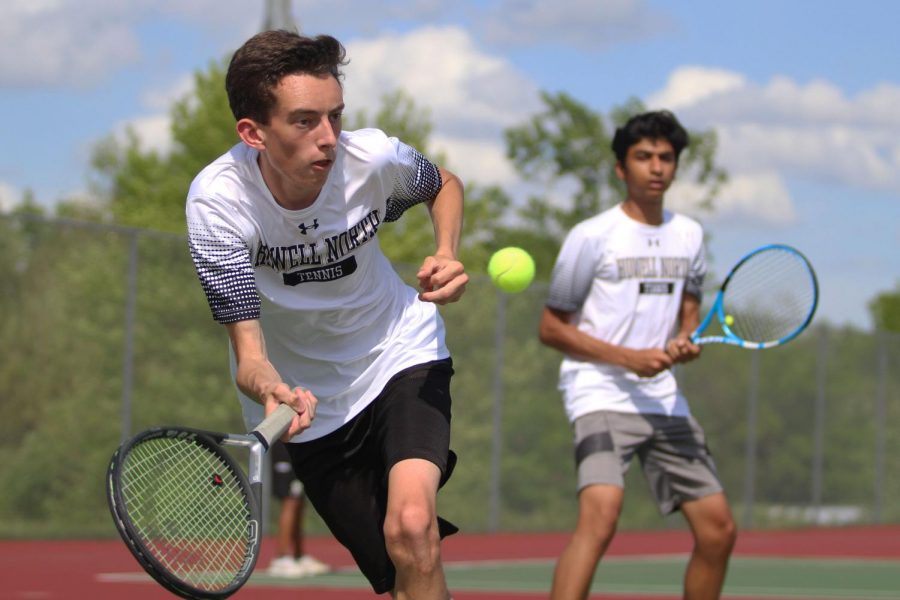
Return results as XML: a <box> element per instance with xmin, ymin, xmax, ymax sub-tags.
<box><xmin>611</xmin><ymin>110</ymin><xmax>689</xmax><ymax>163</ymax></box>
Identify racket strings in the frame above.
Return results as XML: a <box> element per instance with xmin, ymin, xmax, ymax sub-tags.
<box><xmin>120</xmin><ymin>437</ymin><xmax>253</xmax><ymax>590</ymax></box>
<box><xmin>721</xmin><ymin>249</ymin><xmax>816</xmax><ymax>344</ymax></box>
<box><xmin>124</xmin><ymin>441</ymin><xmax>248</xmax><ymax>587</ymax></box>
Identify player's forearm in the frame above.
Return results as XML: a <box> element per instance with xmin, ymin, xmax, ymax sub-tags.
<box><xmin>678</xmin><ymin>294</ymin><xmax>701</xmax><ymax>338</ymax></box>
<box><xmin>235</xmin><ymin>359</ymin><xmax>285</xmax><ymax>405</ymax></box>
<box><xmin>539</xmin><ymin>308</ymin><xmax>632</xmax><ymax>369</ymax></box>
<box><xmin>428</xmin><ymin>168</ymin><xmax>464</xmax><ymax>258</ymax></box>
<box><xmin>555</xmin><ymin>331</ymin><xmax>632</xmax><ymax>368</ymax></box>
<box><xmin>225</xmin><ymin>320</ymin><xmax>285</xmax><ymax>405</ymax></box>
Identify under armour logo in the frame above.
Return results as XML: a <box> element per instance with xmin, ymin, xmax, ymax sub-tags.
<box><xmin>298</xmin><ymin>219</ymin><xmax>319</xmax><ymax>235</ymax></box>
<box><xmin>648</xmin><ymin>238</ymin><xmax>659</xmax><ymax>247</ymax></box>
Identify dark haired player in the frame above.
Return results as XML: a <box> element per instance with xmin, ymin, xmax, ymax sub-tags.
<box><xmin>186</xmin><ymin>30</ymin><xmax>466</xmax><ymax>599</ymax></box>
<box><xmin>539</xmin><ymin>111</ymin><xmax>737</xmax><ymax>600</ymax></box>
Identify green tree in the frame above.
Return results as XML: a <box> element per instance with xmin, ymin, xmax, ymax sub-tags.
<box><xmin>91</xmin><ymin>60</ymin><xmax>237</xmax><ymax>233</ymax></box>
<box><xmin>504</xmin><ymin>93</ymin><xmax>727</xmax><ymax>277</ymax></box>
<box><xmin>868</xmin><ymin>284</ymin><xmax>900</xmax><ymax>332</ymax></box>
<box><xmin>349</xmin><ymin>89</ymin><xmax>511</xmax><ymax>272</ymax></box>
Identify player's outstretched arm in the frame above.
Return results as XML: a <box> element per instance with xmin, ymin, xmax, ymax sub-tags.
<box><xmin>418</xmin><ymin>167</ymin><xmax>468</xmax><ymax>305</ymax></box>
<box><xmin>226</xmin><ymin>319</ymin><xmax>316</xmax><ymax>438</ymax></box>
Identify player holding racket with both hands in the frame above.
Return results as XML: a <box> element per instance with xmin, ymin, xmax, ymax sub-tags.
<box><xmin>539</xmin><ymin>111</ymin><xmax>736</xmax><ymax>600</ymax></box>
<box><xmin>187</xmin><ymin>31</ymin><xmax>467</xmax><ymax>600</ymax></box>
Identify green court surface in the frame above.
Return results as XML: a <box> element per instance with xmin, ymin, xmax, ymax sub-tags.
<box><xmin>249</xmin><ymin>556</ymin><xmax>900</xmax><ymax>598</ymax></box>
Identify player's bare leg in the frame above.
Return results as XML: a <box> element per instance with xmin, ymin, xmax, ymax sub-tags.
<box><xmin>680</xmin><ymin>493</ymin><xmax>737</xmax><ymax>600</ymax></box>
<box><xmin>385</xmin><ymin>458</ymin><xmax>450</xmax><ymax>600</ymax></box>
<box><xmin>275</xmin><ymin>495</ymin><xmax>302</xmax><ymax>558</ymax></box>
<box><xmin>550</xmin><ymin>484</ymin><xmax>624</xmax><ymax>600</ymax></box>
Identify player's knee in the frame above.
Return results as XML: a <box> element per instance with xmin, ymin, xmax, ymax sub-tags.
<box><xmin>578</xmin><ymin>496</ymin><xmax>622</xmax><ymax>543</ymax></box>
<box><xmin>697</xmin><ymin>516</ymin><xmax>737</xmax><ymax>555</ymax></box>
<box><xmin>575</xmin><ymin>506</ymin><xmax>619</xmax><ymax>548</ymax></box>
<box><xmin>384</xmin><ymin>504</ymin><xmax>438</xmax><ymax>561</ymax></box>
<box><xmin>590</xmin><ymin>514</ymin><xmax>619</xmax><ymax>545</ymax></box>
<box><xmin>719</xmin><ymin>517</ymin><xmax>738</xmax><ymax>550</ymax></box>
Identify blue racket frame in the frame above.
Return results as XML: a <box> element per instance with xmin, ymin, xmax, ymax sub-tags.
<box><xmin>691</xmin><ymin>243</ymin><xmax>819</xmax><ymax>349</ymax></box>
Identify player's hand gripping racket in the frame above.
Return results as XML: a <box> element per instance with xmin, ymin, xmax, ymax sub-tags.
<box><xmin>692</xmin><ymin>244</ymin><xmax>818</xmax><ymax>349</ymax></box>
<box><xmin>106</xmin><ymin>403</ymin><xmax>296</xmax><ymax>599</ymax></box>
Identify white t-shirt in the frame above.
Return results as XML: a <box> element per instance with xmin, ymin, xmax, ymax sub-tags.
<box><xmin>186</xmin><ymin>129</ymin><xmax>449</xmax><ymax>441</ymax></box>
<box><xmin>546</xmin><ymin>204</ymin><xmax>706</xmax><ymax>422</ymax></box>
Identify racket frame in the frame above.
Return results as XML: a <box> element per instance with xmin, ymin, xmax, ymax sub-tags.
<box><xmin>106</xmin><ymin>404</ymin><xmax>294</xmax><ymax>599</ymax></box>
<box><xmin>691</xmin><ymin>243</ymin><xmax>819</xmax><ymax>349</ymax></box>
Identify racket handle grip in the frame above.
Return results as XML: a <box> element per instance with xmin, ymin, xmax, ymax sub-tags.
<box><xmin>250</xmin><ymin>403</ymin><xmax>296</xmax><ymax>449</ymax></box>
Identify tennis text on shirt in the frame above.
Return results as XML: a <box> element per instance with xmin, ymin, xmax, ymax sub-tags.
<box><xmin>254</xmin><ymin>209</ymin><xmax>381</xmax><ymax>285</ymax></box>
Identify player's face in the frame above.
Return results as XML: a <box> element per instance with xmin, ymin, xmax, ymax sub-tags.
<box><xmin>254</xmin><ymin>73</ymin><xmax>344</xmax><ymax>208</ymax></box>
<box><xmin>616</xmin><ymin>137</ymin><xmax>678</xmax><ymax>203</ymax></box>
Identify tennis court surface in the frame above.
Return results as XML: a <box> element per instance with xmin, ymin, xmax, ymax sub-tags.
<box><xmin>3</xmin><ymin>526</ymin><xmax>899</xmax><ymax>599</ymax></box>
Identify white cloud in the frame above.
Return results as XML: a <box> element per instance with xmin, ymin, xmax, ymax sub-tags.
<box><xmin>647</xmin><ymin>66</ymin><xmax>900</xmax><ymax>224</ymax></box>
<box><xmin>104</xmin><ymin>78</ymin><xmax>187</xmax><ymax>156</ymax></box>
<box><xmin>0</xmin><ymin>0</ymin><xmax>250</xmax><ymax>88</ymax></box>
<box><xmin>0</xmin><ymin>181</ymin><xmax>19</xmax><ymax>212</ymax></box>
<box><xmin>0</xmin><ymin>0</ymin><xmax>461</xmax><ymax>88</ymax></box>
<box><xmin>668</xmin><ymin>172</ymin><xmax>795</xmax><ymax>225</ymax></box>
<box><xmin>715</xmin><ymin>123</ymin><xmax>900</xmax><ymax>191</ymax></box>
<box><xmin>141</xmin><ymin>75</ymin><xmax>195</xmax><ymax>112</ymax></box>
<box><xmin>104</xmin><ymin>24</ymin><xmax>542</xmax><ymax>189</ymax></box>
<box><xmin>647</xmin><ymin>66</ymin><xmax>746</xmax><ymax>110</ymax></box>
<box><xmin>481</xmin><ymin>0</ymin><xmax>670</xmax><ymax>49</ymax></box>
<box><xmin>343</xmin><ymin>26</ymin><xmax>541</xmax><ymax>186</ymax></box>
<box><xmin>431</xmin><ymin>134</ymin><xmax>517</xmax><ymax>187</ymax></box>
<box><xmin>113</xmin><ymin>70</ymin><xmax>198</xmax><ymax>157</ymax></box>
<box><xmin>0</xmin><ymin>3</ymin><xmax>139</xmax><ymax>87</ymax></box>
<box><xmin>121</xmin><ymin>115</ymin><xmax>175</xmax><ymax>155</ymax></box>
<box><xmin>308</xmin><ymin>0</ymin><xmax>447</xmax><ymax>24</ymax></box>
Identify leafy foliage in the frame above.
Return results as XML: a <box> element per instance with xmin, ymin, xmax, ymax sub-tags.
<box><xmin>7</xmin><ymin>59</ymin><xmax>897</xmax><ymax>540</ymax></box>
<box><xmin>1</xmin><ymin>218</ymin><xmax>898</xmax><ymax>537</ymax></box>
<box><xmin>90</xmin><ymin>60</ymin><xmax>237</xmax><ymax>233</ymax></box>
<box><xmin>869</xmin><ymin>283</ymin><xmax>900</xmax><ymax>333</ymax></box>
<box><xmin>504</xmin><ymin>93</ymin><xmax>727</xmax><ymax>278</ymax></box>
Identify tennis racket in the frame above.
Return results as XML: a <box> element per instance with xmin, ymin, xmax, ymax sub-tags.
<box><xmin>106</xmin><ymin>403</ymin><xmax>296</xmax><ymax>599</ymax></box>
<box><xmin>692</xmin><ymin>243</ymin><xmax>818</xmax><ymax>349</ymax></box>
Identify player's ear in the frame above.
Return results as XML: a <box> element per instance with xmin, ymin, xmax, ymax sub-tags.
<box><xmin>614</xmin><ymin>160</ymin><xmax>626</xmax><ymax>181</ymax></box>
<box><xmin>236</xmin><ymin>118</ymin><xmax>266</xmax><ymax>150</ymax></box>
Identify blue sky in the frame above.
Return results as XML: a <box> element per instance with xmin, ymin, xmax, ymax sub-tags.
<box><xmin>2</xmin><ymin>0</ymin><xmax>898</xmax><ymax>330</ymax></box>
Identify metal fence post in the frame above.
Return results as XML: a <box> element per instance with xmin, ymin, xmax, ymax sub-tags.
<box><xmin>488</xmin><ymin>290</ymin><xmax>507</xmax><ymax>532</ymax></box>
<box><xmin>873</xmin><ymin>331</ymin><xmax>887</xmax><ymax>523</ymax></box>
<box><xmin>741</xmin><ymin>350</ymin><xmax>760</xmax><ymax>528</ymax></box>
<box><xmin>120</xmin><ymin>231</ymin><xmax>139</xmax><ymax>444</ymax></box>
<box><xmin>811</xmin><ymin>328</ymin><xmax>828</xmax><ymax>521</ymax></box>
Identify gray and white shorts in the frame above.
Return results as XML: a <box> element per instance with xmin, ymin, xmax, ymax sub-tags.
<box><xmin>573</xmin><ymin>411</ymin><xmax>723</xmax><ymax>515</ymax></box>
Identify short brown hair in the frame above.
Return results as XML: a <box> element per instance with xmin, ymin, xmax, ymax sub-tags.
<box><xmin>225</xmin><ymin>30</ymin><xmax>348</xmax><ymax>124</ymax></box>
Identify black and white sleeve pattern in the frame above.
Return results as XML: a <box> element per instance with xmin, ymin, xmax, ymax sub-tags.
<box><xmin>546</xmin><ymin>227</ymin><xmax>597</xmax><ymax>313</ymax></box>
<box><xmin>384</xmin><ymin>142</ymin><xmax>443</xmax><ymax>222</ymax></box>
<box><xmin>187</xmin><ymin>212</ymin><xmax>260</xmax><ymax>324</ymax></box>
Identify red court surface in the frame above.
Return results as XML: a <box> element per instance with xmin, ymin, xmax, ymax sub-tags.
<box><xmin>2</xmin><ymin>526</ymin><xmax>899</xmax><ymax>599</ymax></box>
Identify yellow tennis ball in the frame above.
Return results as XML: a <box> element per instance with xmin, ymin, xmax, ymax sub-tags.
<box><xmin>488</xmin><ymin>247</ymin><xmax>535</xmax><ymax>293</ymax></box>
<box><xmin>725</xmin><ymin>314</ymin><xmax>734</xmax><ymax>326</ymax></box>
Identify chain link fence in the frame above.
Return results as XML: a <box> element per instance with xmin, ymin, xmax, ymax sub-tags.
<box><xmin>0</xmin><ymin>214</ymin><xmax>897</xmax><ymax>537</ymax></box>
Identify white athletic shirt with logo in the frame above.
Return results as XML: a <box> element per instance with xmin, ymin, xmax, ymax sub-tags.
<box><xmin>186</xmin><ymin>129</ymin><xmax>449</xmax><ymax>442</ymax></box>
<box><xmin>546</xmin><ymin>204</ymin><xmax>706</xmax><ymax>422</ymax></box>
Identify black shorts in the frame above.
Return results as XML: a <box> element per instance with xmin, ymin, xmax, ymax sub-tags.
<box><xmin>285</xmin><ymin>358</ymin><xmax>457</xmax><ymax>594</ymax></box>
